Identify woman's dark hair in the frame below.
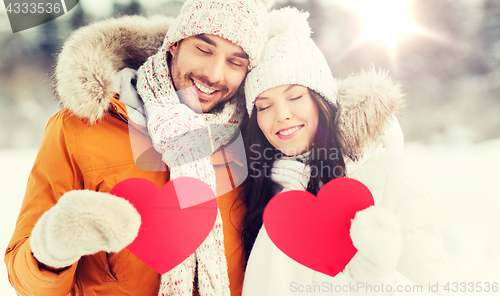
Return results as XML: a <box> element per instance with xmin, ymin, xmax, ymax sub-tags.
<box><xmin>241</xmin><ymin>88</ymin><xmax>346</xmax><ymax>260</ymax></box>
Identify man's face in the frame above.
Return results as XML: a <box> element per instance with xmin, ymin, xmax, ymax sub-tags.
<box><xmin>169</xmin><ymin>34</ymin><xmax>249</xmax><ymax>113</ymax></box>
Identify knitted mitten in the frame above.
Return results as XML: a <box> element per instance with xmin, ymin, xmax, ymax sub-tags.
<box><xmin>31</xmin><ymin>190</ymin><xmax>141</xmax><ymax>269</ymax></box>
<box><xmin>345</xmin><ymin>206</ymin><xmax>402</xmax><ymax>294</ymax></box>
<box><xmin>271</xmin><ymin>158</ymin><xmax>311</xmax><ymax>192</ymax></box>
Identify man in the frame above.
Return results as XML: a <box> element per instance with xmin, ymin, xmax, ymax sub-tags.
<box><xmin>4</xmin><ymin>0</ymin><xmax>271</xmax><ymax>295</ymax></box>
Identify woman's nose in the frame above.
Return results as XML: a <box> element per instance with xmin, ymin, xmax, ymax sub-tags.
<box><xmin>275</xmin><ymin>105</ymin><xmax>292</xmax><ymax>122</ymax></box>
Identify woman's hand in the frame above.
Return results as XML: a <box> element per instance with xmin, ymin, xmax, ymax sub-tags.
<box><xmin>344</xmin><ymin>206</ymin><xmax>402</xmax><ymax>293</ymax></box>
<box><xmin>271</xmin><ymin>158</ymin><xmax>311</xmax><ymax>192</ymax></box>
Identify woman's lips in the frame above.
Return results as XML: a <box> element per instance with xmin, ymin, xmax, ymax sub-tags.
<box><xmin>275</xmin><ymin>125</ymin><xmax>304</xmax><ymax>140</ymax></box>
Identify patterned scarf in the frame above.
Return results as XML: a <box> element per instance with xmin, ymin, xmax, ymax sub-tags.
<box><xmin>137</xmin><ymin>45</ymin><xmax>245</xmax><ymax>296</ymax></box>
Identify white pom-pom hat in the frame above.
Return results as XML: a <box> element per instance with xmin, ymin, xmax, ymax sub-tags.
<box><xmin>245</xmin><ymin>7</ymin><xmax>337</xmax><ymax>116</ymax></box>
<box><xmin>164</xmin><ymin>0</ymin><xmax>274</xmax><ymax>69</ymax></box>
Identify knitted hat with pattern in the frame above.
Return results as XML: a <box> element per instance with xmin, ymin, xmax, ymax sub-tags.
<box><xmin>164</xmin><ymin>0</ymin><xmax>274</xmax><ymax>69</ymax></box>
<box><xmin>245</xmin><ymin>7</ymin><xmax>337</xmax><ymax>116</ymax></box>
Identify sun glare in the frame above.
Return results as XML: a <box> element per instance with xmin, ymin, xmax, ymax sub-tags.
<box><xmin>356</xmin><ymin>0</ymin><xmax>423</xmax><ymax>54</ymax></box>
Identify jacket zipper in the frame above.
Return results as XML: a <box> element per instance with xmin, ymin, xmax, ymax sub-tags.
<box><xmin>114</xmin><ymin>105</ymin><xmax>129</xmax><ymax>123</ymax></box>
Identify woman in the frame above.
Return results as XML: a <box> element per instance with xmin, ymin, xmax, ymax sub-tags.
<box><xmin>241</xmin><ymin>7</ymin><xmax>449</xmax><ymax>295</ymax></box>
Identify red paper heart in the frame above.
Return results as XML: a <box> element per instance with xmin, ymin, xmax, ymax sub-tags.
<box><xmin>263</xmin><ymin>177</ymin><xmax>374</xmax><ymax>277</ymax></box>
<box><xmin>110</xmin><ymin>177</ymin><xmax>217</xmax><ymax>274</ymax></box>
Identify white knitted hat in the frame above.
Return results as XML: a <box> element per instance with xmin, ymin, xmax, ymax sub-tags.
<box><xmin>164</xmin><ymin>0</ymin><xmax>274</xmax><ymax>69</ymax></box>
<box><xmin>245</xmin><ymin>7</ymin><xmax>337</xmax><ymax>116</ymax></box>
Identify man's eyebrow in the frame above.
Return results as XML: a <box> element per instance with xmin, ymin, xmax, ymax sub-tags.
<box><xmin>195</xmin><ymin>34</ymin><xmax>249</xmax><ymax>60</ymax></box>
<box><xmin>232</xmin><ymin>51</ymin><xmax>249</xmax><ymax>60</ymax></box>
<box><xmin>194</xmin><ymin>34</ymin><xmax>216</xmax><ymax>46</ymax></box>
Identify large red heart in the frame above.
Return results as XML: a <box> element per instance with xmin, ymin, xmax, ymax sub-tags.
<box><xmin>263</xmin><ymin>177</ymin><xmax>374</xmax><ymax>277</ymax></box>
<box><xmin>110</xmin><ymin>177</ymin><xmax>217</xmax><ymax>274</ymax></box>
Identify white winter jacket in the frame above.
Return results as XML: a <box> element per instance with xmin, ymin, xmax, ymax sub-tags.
<box><xmin>242</xmin><ymin>69</ymin><xmax>449</xmax><ymax>295</ymax></box>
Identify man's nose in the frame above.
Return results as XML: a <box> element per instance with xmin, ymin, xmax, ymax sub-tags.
<box><xmin>203</xmin><ymin>56</ymin><xmax>225</xmax><ymax>85</ymax></box>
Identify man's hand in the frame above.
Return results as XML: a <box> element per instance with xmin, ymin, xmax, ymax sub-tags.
<box><xmin>30</xmin><ymin>190</ymin><xmax>141</xmax><ymax>269</ymax></box>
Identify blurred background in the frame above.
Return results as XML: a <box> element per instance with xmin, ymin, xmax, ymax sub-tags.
<box><xmin>0</xmin><ymin>0</ymin><xmax>499</xmax><ymax>147</ymax></box>
<box><xmin>1</xmin><ymin>0</ymin><xmax>499</xmax><ymax>295</ymax></box>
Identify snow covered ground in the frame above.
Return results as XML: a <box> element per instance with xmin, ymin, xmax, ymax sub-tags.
<box><xmin>0</xmin><ymin>149</ymin><xmax>38</xmax><ymax>296</ymax></box>
<box><xmin>404</xmin><ymin>140</ymin><xmax>500</xmax><ymax>294</ymax></box>
<box><xmin>1</xmin><ymin>140</ymin><xmax>500</xmax><ymax>295</ymax></box>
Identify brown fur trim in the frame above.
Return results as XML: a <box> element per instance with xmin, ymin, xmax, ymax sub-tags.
<box><xmin>335</xmin><ymin>67</ymin><xmax>406</xmax><ymax>160</ymax></box>
<box><xmin>53</xmin><ymin>15</ymin><xmax>174</xmax><ymax>124</ymax></box>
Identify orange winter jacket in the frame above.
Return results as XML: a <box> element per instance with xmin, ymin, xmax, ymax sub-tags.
<box><xmin>4</xmin><ymin>99</ymin><xmax>247</xmax><ymax>296</ymax></box>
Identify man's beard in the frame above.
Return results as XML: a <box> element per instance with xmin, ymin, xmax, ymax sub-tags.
<box><xmin>169</xmin><ymin>52</ymin><xmax>230</xmax><ymax>113</ymax></box>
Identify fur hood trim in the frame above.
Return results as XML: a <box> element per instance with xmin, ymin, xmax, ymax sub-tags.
<box><xmin>54</xmin><ymin>15</ymin><xmax>174</xmax><ymax>123</ymax></box>
<box><xmin>336</xmin><ymin>67</ymin><xmax>406</xmax><ymax>161</ymax></box>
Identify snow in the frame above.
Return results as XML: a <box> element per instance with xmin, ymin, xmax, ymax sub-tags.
<box><xmin>1</xmin><ymin>140</ymin><xmax>500</xmax><ymax>295</ymax></box>
<box><xmin>0</xmin><ymin>149</ymin><xmax>37</xmax><ymax>296</ymax></box>
<box><xmin>404</xmin><ymin>139</ymin><xmax>500</xmax><ymax>291</ymax></box>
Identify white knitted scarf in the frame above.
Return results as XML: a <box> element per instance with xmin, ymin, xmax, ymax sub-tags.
<box><xmin>137</xmin><ymin>46</ymin><xmax>245</xmax><ymax>296</ymax></box>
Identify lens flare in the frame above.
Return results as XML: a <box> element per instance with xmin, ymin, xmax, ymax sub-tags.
<box><xmin>332</xmin><ymin>0</ymin><xmax>428</xmax><ymax>58</ymax></box>
<box><xmin>359</xmin><ymin>0</ymin><xmax>422</xmax><ymax>52</ymax></box>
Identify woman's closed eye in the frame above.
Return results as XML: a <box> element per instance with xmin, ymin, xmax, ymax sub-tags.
<box><xmin>289</xmin><ymin>95</ymin><xmax>303</xmax><ymax>101</ymax></box>
<box><xmin>257</xmin><ymin>104</ymin><xmax>272</xmax><ymax>112</ymax></box>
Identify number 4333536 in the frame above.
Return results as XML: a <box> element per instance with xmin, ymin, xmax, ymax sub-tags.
<box><xmin>444</xmin><ymin>282</ymin><xmax>498</xmax><ymax>293</ymax></box>
<box><xmin>5</xmin><ymin>2</ymin><xmax>62</xmax><ymax>14</ymax></box>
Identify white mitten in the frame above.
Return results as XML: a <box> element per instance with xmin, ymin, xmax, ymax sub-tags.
<box><xmin>345</xmin><ymin>206</ymin><xmax>401</xmax><ymax>286</ymax></box>
<box><xmin>271</xmin><ymin>158</ymin><xmax>311</xmax><ymax>192</ymax></box>
<box><xmin>30</xmin><ymin>190</ymin><xmax>141</xmax><ymax>269</ymax></box>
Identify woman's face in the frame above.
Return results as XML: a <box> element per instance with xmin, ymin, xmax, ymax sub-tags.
<box><xmin>255</xmin><ymin>84</ymin><xmax>319</xmax><ymax>156</ymax></box>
